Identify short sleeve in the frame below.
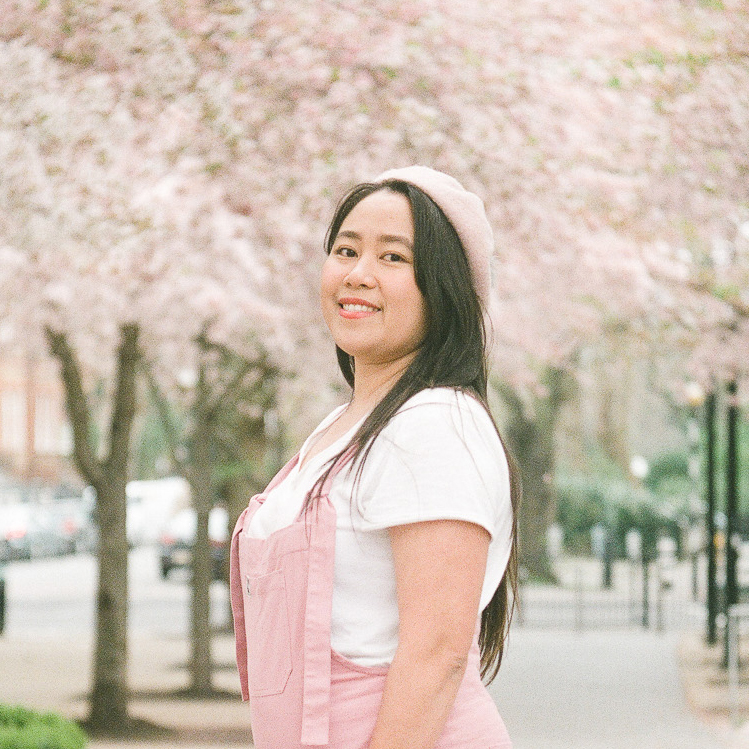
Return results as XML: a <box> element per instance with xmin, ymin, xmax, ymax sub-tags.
<box><xmin>354</xmin><ymin>390</ymin><xmax>511</xmax><ymax>539</ymax></box>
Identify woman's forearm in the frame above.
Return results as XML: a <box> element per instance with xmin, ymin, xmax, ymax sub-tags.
<box><xmin>368</xmin><ymin>644</ymin><xmax>468</xmax><ymax>749</ymax></box>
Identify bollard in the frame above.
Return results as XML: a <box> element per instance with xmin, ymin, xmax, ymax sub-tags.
<box><xmin>628</xmin><ymin>561</ymin><xmax>637</xmax><ymax>625</ymax></box>
<box><xmin>691</xmin><ymin>552</ymin><xmax>699</xmax><ymax>601</ymax></box>
<box><xmin>575</xmin><ymin>567</ymin><xmax>584</xmax><ymax>631</ymax></box>
<box><xmin>655</xmin><ymin>563</ymin><xmax>664</xmax><ymax>633</ymax></box>
<box><xmin>602</xmin><ymin>532</ymin><xmax>613</xmax><ymax>590</ymax></box>
<box><xmin>642</xmin><ymin>558</ymin><xmax>650</xmax><ymax>629</ymax></box>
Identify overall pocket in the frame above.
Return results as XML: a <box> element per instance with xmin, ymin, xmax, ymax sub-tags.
<box><xmin>244</xmin><ymin>568</ymin><xmax>293</xmax><ymax>696</ymax></box>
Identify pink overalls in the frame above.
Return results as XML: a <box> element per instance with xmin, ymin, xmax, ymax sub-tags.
<box><xmin>230</xmin><ymin>453</ymin><xmax>512</xmax><ymax>749</ymax></box>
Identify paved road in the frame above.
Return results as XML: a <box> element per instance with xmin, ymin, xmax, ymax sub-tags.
<box><xmin>2</xmin><ymin>546</ymin><xmax>230</xmax><ymax>636</ymax></box>
<box><xmin>490</xmin><ymin>628</ymin><xmax>730</xmax><ymax>749</ymax></box>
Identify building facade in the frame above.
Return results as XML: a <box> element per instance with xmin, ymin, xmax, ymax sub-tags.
<box><xmin>0</xmin><ymin>353</ymin><xmax>75</xmax><ymax>487</ymax></box>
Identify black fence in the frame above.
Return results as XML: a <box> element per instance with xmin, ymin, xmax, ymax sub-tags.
<box><xmin>512</xmin><ymin>556</ymin><xmax>708</xmax><ymax>631</ymax></box>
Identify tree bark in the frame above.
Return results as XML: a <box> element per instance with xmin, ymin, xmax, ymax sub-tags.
<box><xmin>46</xmin><ymin>323</ymin><xmax>139</xmax><ymax>735</ymax></box>
<box><xmin>497</xmin><ymin>367</ymin><xmax>572</xmax><ymax>582</ymax></box>
<box><xmin>141</xmin><ymin>359</ymin><xmax>216</xmax><ymax>693</ymax></box>
<box><xmin>90</xmin><ymin>477</ymin><xmax>130</xmax><ymax>729</ymax></box>
<box><xmin>596</xmin><ymin>356</ymin><xmax>632</xmax><ymax>474</ymax></box>
<box><xmin>187</xmin><ymin>372</ymin><xmax>215</xmax><ymax>695</ymax></box>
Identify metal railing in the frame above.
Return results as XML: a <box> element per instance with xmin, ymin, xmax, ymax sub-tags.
<box><xmin>514</xmin><ymin>556</ymin><xmax>705</xmax><ymax>632</ymax></box>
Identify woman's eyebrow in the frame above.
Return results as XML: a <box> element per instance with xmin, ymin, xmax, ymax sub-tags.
<box><xmin>380</xmin><ymin>234</ymin><xmax>413</xmax><ymax>249</ymax></box>
<box><xmin>336</xmin><ymin>229</ymin><xmax>413</xmax><ymax>249</ymax></box>
<box><xmin>335</xmin><ymin>230</ymin><xmax>361</xmax><ymax>241</ymax></box>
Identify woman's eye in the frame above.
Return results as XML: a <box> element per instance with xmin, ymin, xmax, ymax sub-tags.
<box><xmin>383</xmin><ymin>252</ymin><xmax>406</xmax><ymax>263</ymax></box>
<box><xmin>333</xmin><ymin>246</ymin><xmax>356</xmax><ymax>258</ymax></box>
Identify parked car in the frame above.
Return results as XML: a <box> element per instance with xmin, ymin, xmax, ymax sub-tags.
<box><xmin>0</xmin><ymin>503</ymin><xmax>68</xmax><ymax>560</ymax></box>
<box><xmin>44</xmin><ymin>498</ymin><xmax>97</xmax><ymax>555</ymax></box>
<box><xmin>0</xmin><ymin>504</ymin><xmax>32</xmax><ymax>561</ymax></box>
<box><xmin>158</xmin><ymin>506</ymin><xmax>229</xmax><ymax>579</ymax></box>
<box><xmin>127</xmin><ymin>477</ymin><xmax>190</xmax><ymax>546</ymax></box>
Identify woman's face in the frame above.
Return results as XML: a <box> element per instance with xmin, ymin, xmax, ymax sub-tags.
<box><xmin>321</xmin><ymin>189</ymin><xmax>428</xmax><ymax>371</ymax></box>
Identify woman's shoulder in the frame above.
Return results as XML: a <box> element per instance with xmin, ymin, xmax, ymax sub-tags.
<box><xmin>356</xmin><ymin>387</ymin><xmax>510</xmax><ymax>528</ymax></box>
<box><xmin>393</xmin><ymin>387</ymin><xmax>492</xmax><ymax>425</ymax></box>
<box><xmin>385</xmin><ymin>387</ymin><xmax>500</xmax><ymax>447</ymax></box>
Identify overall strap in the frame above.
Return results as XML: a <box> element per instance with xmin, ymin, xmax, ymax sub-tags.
<box><xmin>300</xmin><ymin>446</ymin><xmax>356</xmax><ymax>746</ymax></box>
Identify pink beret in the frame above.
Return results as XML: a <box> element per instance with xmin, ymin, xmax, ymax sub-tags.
<box><xmin>375</xmin><ymin>166</ymin><xmax>494</xmax><ymax>308</ymax></box>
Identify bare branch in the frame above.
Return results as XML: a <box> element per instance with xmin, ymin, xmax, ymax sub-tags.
<box><xmin>140</xmin><ymin>359</ymin><xmax>187</xmax><ymax>475</ymax></box>
<box><xmin>45</xmin><ymin>326</ymin><xmax>104</xmax><ymax>487</ymax></box>
<box><xmin>688</xmin><ymin>279</ymin><xmax>749</xmax><ymax>319</ymax></box>
<box><xmin>105</xmin><ymin>323</ymin><xmax>140</xmax><ymax>475</ymax></box>
<box><xmin>195</xmin><ymin>335</ymin><xmax>280</xmax><ymax>421</ymax></box>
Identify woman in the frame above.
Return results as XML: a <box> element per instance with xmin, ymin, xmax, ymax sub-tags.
<box><xmin>230</xmin><ymin>166</ymin><xmax>520</xmax><ymax>749</ymax></box>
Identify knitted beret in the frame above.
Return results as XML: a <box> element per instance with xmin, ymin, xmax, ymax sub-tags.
<box><xmin>375</xmin><ymin>166</ymin><xmax>494</xmax><ymax>308</ymax></box>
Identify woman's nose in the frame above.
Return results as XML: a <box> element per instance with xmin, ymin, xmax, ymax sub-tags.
<box><xmin>343</xmin><ymin>255</ymin><xmax>376</xmax><ymax>287</ymax></box>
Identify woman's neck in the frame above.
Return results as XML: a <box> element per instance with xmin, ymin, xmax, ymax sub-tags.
<box><xmin>349</xmin><ymin>355</ymin><xmax>415</xmax><ymax>416</ymax></box>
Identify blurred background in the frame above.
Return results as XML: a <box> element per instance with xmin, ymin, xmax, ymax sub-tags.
<box><xmin>0</xmin><ymin>0</ymin><xmax>747</xmax><ymax>747</ymax></box>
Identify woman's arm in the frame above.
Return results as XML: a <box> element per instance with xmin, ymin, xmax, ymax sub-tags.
<box><xmin>368</xmin><ymin>519</ymin><xmax>490</xmax><ymax>749</ymax></box>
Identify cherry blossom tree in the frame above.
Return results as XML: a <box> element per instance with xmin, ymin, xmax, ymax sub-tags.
<box><xmin>1</xmin><ymin>0</ymin><xmax>747</xmax><ymax>728</ymax></box>
<box><xmin>0</xmin><ymin>19</ymin><xmax>298</xmax><ymax>729</ymax></box>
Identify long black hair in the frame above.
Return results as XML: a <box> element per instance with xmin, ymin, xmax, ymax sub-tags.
<box><xmin>307</xmin><ymin>179</ymin><xmax>520</xmax><ymax>682</ymax></box>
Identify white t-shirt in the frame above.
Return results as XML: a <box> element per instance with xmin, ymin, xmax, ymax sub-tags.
<box><xmin>246</xmin><ymin>387</ymin><xmax>513</xmax><ymax>667</ymax></box>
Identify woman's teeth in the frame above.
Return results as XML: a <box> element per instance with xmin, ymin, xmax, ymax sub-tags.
<box><xmin>341</xmin><ymin>303</ymin><xmax>376</xmax><ymax>312</ymax></box>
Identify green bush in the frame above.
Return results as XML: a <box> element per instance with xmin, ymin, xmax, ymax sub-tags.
<box><xmin>555</xmin><ymin>474</ymin><xmax>607</xmax><ymax>554</ymax></box>
<box><xmin>643</xmin><ymin>451</ymin><xmax>690</xmax><ymax>497</ymax></box>
<box><xmin>0</xmin><ymin>705</ymin><xmax>87</xmax><ymax>749</ymax></box>
<box><xmin>556</xmin><ymin>472</ymin><xmax>685</xmax><ymax>559</ymax></box>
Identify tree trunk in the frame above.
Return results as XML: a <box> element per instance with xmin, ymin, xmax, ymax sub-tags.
<box><xmin>498</xmin><ymin>367</ymin><xmax>572</xmax><ymax>582</ymax></box>
<box><xmin>188</xmin><ymin>369</ymin><xmax>215</xmax><ymax>695</ymax></box>
<box><xmin>597</xmin><ymin>356</ymin><xmax>632</xmax><ymax>474</ymax></box>
<box><xmin>46</xmin><ymin>323</ymin><xmax>139</xmax><ymax>735</ymax></box>
<box><xmin>89</xmin><ymin>477</ymin><xmax>129</xmax><ymax>729</ymax></box>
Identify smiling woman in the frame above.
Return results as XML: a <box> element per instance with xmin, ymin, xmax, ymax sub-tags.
<box><xmin>230</xmin><ymin>166</ymin><xmax>520</xmax><ymax>749</ymax></box>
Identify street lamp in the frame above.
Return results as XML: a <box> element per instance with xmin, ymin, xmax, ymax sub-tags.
<box><xmin>685</xmin><ymin>382</ymin><xmax>706</xmax><ymax>601</ymax></box>
<box><xmin>630</xmin><ymin>455</ymin><xmax>651</xmax><ymax>626</ymax></box>
<box><xmin>723</xmin><ymin>379</ymin><xmax>740</xmax><ymax>668</ymax></box>
<box><xmin>704</xmin><ymin>389</ymin><xmax>719</xmax><ymax>645</ymax></box>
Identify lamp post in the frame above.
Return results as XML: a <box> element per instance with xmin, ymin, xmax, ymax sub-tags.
<box><xmin>685</xmin><ymin>382</ymin><xmax>705</xmax><ymax>602</ymax></box>
<box><xmin>723</xmin><ymin>379</ymin><xmax>740</xmax><ymax>668</ymax></box>
<box><xmin>630</xmin><ymin>455</ymin><xmax>651</xmax><ymax>627</ymax></box>
<box><xmin>704</xmin><ymin>389</ymin><xmax>719</xmax><ymax>645</ymax></box>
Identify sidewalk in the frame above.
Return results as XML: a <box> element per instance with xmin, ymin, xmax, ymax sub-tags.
<box><xmin>0</xmin><ymin>630</ymin><xmax>252</xmax><ymax>748</ymax></box>
<box><xmin>490</xmin><ymin>628</ymin><xmax>748</xmax><ymax>749</ymax></box>
<box><xmin>2</xmin><ymin>626</ymin><xmax>748</xmax><ymax>748</ymax></box>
